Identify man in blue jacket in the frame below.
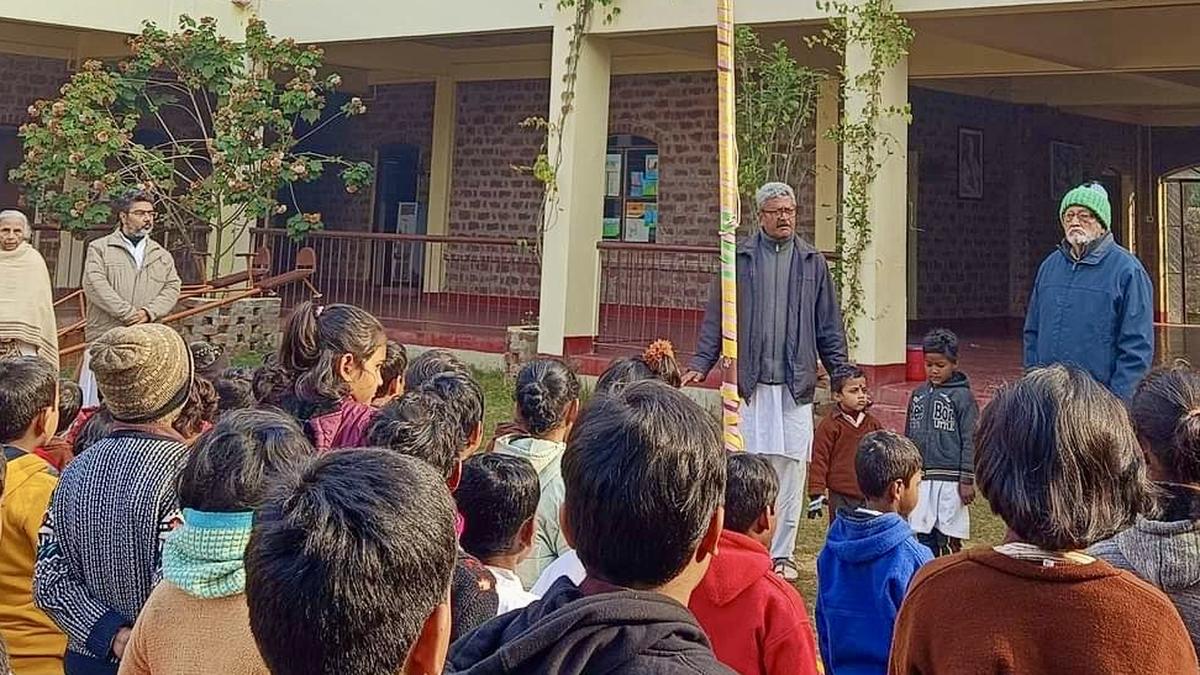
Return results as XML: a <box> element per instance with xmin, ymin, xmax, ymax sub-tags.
<box><xmin>1023</xmin><ymin>182</ymin><xmax>1153</xmax><ymax>400</ymax></box>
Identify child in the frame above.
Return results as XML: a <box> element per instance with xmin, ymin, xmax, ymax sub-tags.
<box><xmin>246</xmin><ymin>449</ymin><xmax>456</xmax><ymax>675</ymax></box>
<box><xmin>0</xmin><ymin>357</ymin><xmax>66</xmax><ymax>675</ymax></box>
<box><xmin>189</xmin><ymin>341</ymin><xmax>228</xmax><ymax>383</ymax></box>
<box><xmin>492</xmin><ymin>358</ymin><xmax>580</xmax><ymax>586</ymax></box>
<box><xmin>447</xmin><ymin>380</ymin><xmax>733</xmax><ymax>675</ymax></box>
<box><xmin>891</xmin><ymin>366</ymin><xmax>1195</xmax><ymax>673</ymax></box>
<box><xmin>405</xmin><ymin>348</ymin><xmax>469</xmax><ymax>391</ymax></box>
<box><xmin>816</xmin><ymin>430</ymin><xmax>932</xmax><ymax>675</ymax></box>
<box><xmin>267</xmin><ymin>302</ymin><xmax>387</xmax><ymax>451</ymax></box>
<box><xmin>594</xmin><ymin>339</ymin><xmax>683</xmax><ymax>394</ymax></box>
<box><xmin>420</xmin><ymin>371</ymin><xmax>485</xmax><ymax>458</ymax></box>
<box><xmin>119</xmin><ymin>409</ymin><xmax>314</xmax><ymax>675</ymax></box>
<box><xmin>457</xmin><ymin>454</ymin><xmax>540</xmax><ymax>615</ymax></box>
<box><xmin>373</xmin><ymin>340</ymin><xmax>408</xmax><ymax>406</ymax></box>
<box><xmin>690</xmin><ymin>453</ymin><xmax>819</xmax><ymax>675</ymax></box>
<box><xmin>808</xmin><ymin>365</ymin><xmax>882</xmax><ymax>522</ymax></box>
<box><xmin>34</xmin><ymin>324</ymin><xmax>194</xmax><ymax>675</ymax></box>
<box><xmin>905</xmin><ymin>328</ymin><xmax>979</xmax><ymax>557</ymax></box>
<box><xmin>71</xmin><ymin>407</ymin><xmax>113</xmax><ymax>458</ymax></box>
<box><xmin>172</xmin><ymin>376</ymin><xmax>219</xmax><ymax>445</ymax></box>
<box><xmin>35</xmin><ymin>379</ymin><xmax>82</xmax><ymax>471</ymax></box>
<box><xmin>213</xmin><ymin>369</ymin><xmax>255</xmax><ymax>415</ymax></box>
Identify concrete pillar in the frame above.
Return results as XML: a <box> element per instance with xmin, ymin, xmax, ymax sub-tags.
<box><xmin>536</xmin><ymin>21</ymin><xmax>611</xmax><ymax>355</ymax></box>
<box><xmin>814</xmin><ymin>77</ymin><xmax>840</xmax><ymax>253</ymax></box>
<box><xmin>842</xmin><ymin>38</ymin><xmax>908</xmax><ymax>381</ymax></box>
<box><xmin>424</xmin><ymin>75</ymin><xmax>457</xmax><ymax>293</ymax></box>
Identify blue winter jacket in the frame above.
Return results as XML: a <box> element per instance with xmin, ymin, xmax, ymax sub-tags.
<box><xmin>816</xmin><ymin>510</ymin><xmax>933</xmax><ymax>675</ymax></box>
<box><xmin>1023</xmin><ymin>234</ymin><xmax>1153</xmax><ymax>400</ymax></box>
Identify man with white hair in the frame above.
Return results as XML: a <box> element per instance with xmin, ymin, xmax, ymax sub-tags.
<box><xmin>683</xmin><ymin>181</ymin><xmax>849</xmax><ymax>579</ymax></box>
<box><xmin>0</xmin><ymin>209</ymin><xmax>58</xmax><ymax>369</ymax></box>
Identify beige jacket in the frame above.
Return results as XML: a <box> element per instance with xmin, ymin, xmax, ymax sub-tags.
<box><xmin>83</xmin><ymin>231</ymin><xmax>181</xmax><ymax>341</ymax></box>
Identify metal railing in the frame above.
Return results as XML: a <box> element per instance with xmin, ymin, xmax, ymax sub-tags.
<box><xmin>33</xmin><ymin>224</ymin><xmax>210</xmax><ymax>290</ymax></box>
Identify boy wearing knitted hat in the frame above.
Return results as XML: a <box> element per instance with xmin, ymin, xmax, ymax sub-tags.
<box><xmin>34</xmin><ymin>324</ymin><xmax>193</xmax><ymax>675</ymax></box>
<box><xmin>1023</xmin><ymin>182</ymin><xmax>1153</xmax><ymax>400</ymax></box>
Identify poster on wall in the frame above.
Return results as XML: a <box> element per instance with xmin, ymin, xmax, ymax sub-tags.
<box><xmin>605</xmin><ymin>154</ymin><xmax>622</xmax><ymax>197</ymax></box>
<box><xmin>1050</xmin><ymin>141</ymin><xmax>1083</xmax><ymax>201</ymax></box>
<box><xmin>957</xmin><ymin>128</ymin><xmax>983</xmax><ymax>200</ymax></box>
<box><xmin>603</xmin><ymin>217</ymin><xmax>621</xmax><ymax>239</ymax></box>
<box><xmin>624</xmin><ymin>202</ymin><xmax>650</xmax><ymax>242</ymax></box>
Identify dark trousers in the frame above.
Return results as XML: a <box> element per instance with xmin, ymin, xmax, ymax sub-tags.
<box><xmin>917</xmin><ymin>529</ymin><xmax>963</xmax><ymax>558</ymax></box>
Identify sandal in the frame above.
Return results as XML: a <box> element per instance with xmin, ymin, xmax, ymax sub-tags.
<box><xmin>773</xmin><ymin>558</ymin><xmax>800</xmax><ymax>581</ymax></box>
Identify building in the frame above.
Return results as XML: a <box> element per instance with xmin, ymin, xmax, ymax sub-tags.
<box><xmin>4</xmin><ymin>0</ymin><xmax>1200</xmax><ymax>386</ymax></box>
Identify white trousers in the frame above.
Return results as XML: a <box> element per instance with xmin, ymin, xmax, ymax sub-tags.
<box><xmin>79</xmin><ymin>348</ymin><xmax>99</xmax><ymax>407</ymax></box>
<box><xmin>742</xmin><ymin>384</ymin><xmax>814</xmax><ymax>561</ymax></box>
<box><xmin>763</xmin><ymin>454</ymin><xmax>808</xmax><ymax>561</ymax></box>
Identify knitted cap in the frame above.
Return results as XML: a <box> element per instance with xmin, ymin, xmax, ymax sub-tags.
<box><xmin>90</xmin><ymin>324</ymin><xmax>194</xmax><ymax>423</ymax></box>
<box><xmin>1060</xmin><ymin>182</ymin><xmax>1111</xmax><ymax>230</ymax></box>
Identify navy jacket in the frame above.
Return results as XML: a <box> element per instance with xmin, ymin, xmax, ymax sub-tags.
<box><xmin>1023</xmin><ymin>234</ymin><xmax>1153</xmax><ymax>400</ymax></box>
<box><xmin>816</xmin><ymin>510</ymin><xmax>933</xmax><ymax>675</ymax></box>
<box><xmin>905</xmin><ymin>373</ymin><xmax>978</xmax><ymax>485</ymax></box>
<box><xmin>690</xmin><ymin>232</ymin><xmax>849</xmax><ymax>403</ymax></box>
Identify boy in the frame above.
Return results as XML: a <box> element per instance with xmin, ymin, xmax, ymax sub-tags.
<box><xmin>246</xmin><ymin>449</ymin><xmax>456</xmax><ymax>675</ymax></box>
<box><xmin>0</xmin><ymin>357</ymin><xmax>67</xmax><ymax>675</ymax></box>
<box><xmin>405</xmin><ymin>348</ymin><xmax>469</xmax><ymax>391</ymax></box>
<box><xmin>35</xmin><ymin>379</ymin><xmax>82</xmax><ymax>471</ymax></box>
<box><xmin>373</xmin><ymin>340</ymin><xmax>408</xmax><ymax>406</ymax></box>
<box><xmin>420</xmin><ymin>371</ymin><xmax>485</xmax><ymax>457</ymax></box>
<box><xmin>690</xmin><ymin>453</ymin><xmax>819</xmax><ymax>675</ymax></box>
<box><xmin>457</xmin><ymin>454</ymin><xmax>540</xmax><ymax>615</ymax></box>
<box><xmin>35</xmin><ymin>324</ymin><xmax>194</xmax><ymax>675</ymax></box>
<box><xmin>447</xmin><ymin>380</ymin><xmax>734</xmax><ymax>675</ymax></box>
<box><xmin>905</xmin><ymin>328</ymin><xmax>980</xmax><ymax>557</ymax></box>
<box><xmin>816</xmin><ymin>430</ymin><xmax>932</xmax><ymax>674</ymax></box>
<box><xmin>808</xmin><ymin>366</ymin><xmax>882</xmax><ymax>522</ymax></box>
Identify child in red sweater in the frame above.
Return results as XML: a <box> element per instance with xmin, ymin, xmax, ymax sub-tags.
<box><xmin>690</xmin><ymin>453</ymin><xmax>819</xmax><ymax>675</ymax></box>
<box><xmin>809</xmin><ymin>366</ymin><xmax>882</xmax><ymax>522</ymax></box>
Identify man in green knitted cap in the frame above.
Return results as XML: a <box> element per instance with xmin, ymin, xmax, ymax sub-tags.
<box><xmin>1023</xmin><ymin>182</ymin><xmax>1153</xmax><ymax>400</ymax></box>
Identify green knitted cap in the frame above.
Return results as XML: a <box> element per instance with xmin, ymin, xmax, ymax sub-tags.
<box><xmin>1060</xmin><ymin>183</ymin><xmax>1111</xmax><ymax>230</ymax></box>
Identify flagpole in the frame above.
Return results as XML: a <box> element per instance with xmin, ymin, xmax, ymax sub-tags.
<box><xmin>715</xmin><ymin>0</ymin><xmax>743</xmax><ymax>452</ymax></box>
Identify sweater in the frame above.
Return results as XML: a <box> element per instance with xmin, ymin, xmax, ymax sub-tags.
<box><xmin>817</xmin><ymin>510</ymin><xmax>931</xmax><ymax>675</ymax></box>
<box><xmin>448</xmin><ymin>577</ymin><xmax>736</xmax><ymax>675</ymax></box>
<box><xmin>0</xmin><ymin>449</ymin><xmax>66</xmax><ymax>675</ymax></box>
<box><xmin>493</xmin><ymin>434</ymin><xmax>568</xmax><ymax>587</ymax></box>
<box><xmin>1023</xmin><ymin>233</ymin><xmax>1154</xmax><ymax>400</ymax></box>
<box><xmin>756</xmin><ymin>234</ymin><xmax>793</xmax><ymax>384</ymax></box>
<box><xmin>280</xmin><ymin>395</ymin><xmax>375</xmax><ymax>452</ymax></box>
<box><xmin>689</xmin><ymin>531</ymin><xmax>819</xmax><ymax>675</ymax></box>
<box><xmin>115</xmin><ymin>583</ymin><xmax>266</xmax><ymax>675</ymax></box>
<box><xmin>889</xmin><ymin>547</ymin><xmax>1198</xmax><ymax>674</ymax></box>
<box><xmin>809</xmin><ymin>409</ymin><xmax>883</xmax><ymax>500</ymax></box>
<box><xmin>0</xmin><ymin>242</ymin><xmax>59</xmax><ymax>370</ymax></box>
<box><xmin>34</xmin><ymin>429</ymin><xmax>190</xmax><ymax>675</ymax></box>
<box><xmin>904</xmin><ymin>372</ymin><xmax>979</xmax><ymax>484</ymax></box>
<box><xmin>453</xmin><ymin>550</ymin><xmax>499</xmax><ymax>643</ymax></box>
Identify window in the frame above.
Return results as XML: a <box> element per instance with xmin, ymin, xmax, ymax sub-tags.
<box><xmin>603</xmin><ymin>134</ymin><xmax>659</xmax><ymax>243</ymax></box>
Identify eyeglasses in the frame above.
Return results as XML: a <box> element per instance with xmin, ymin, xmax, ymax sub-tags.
<box><xmin>761</xmin><ymin>207</ymin><xmax>796</xmax><ymax>218</ymax></box>
<box><xmin>1062</xmin><ymin>210</ymin><xmax>1096</xmax><ymax>225</ymax></box>
<box><xmin>129</xmin><ymin>209</ymin><xmax>156</xmax><ymax>218</ymax></box>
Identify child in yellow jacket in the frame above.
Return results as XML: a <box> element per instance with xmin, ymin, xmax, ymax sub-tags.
<box><xmin>0</xmin><ymin>356</ymin><xmax>66</xmax><ymax>675</ymax></box>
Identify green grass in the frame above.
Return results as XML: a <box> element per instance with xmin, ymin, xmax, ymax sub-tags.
<box><xmin>475</xmin><ymin>367</ymin><xmax>516</xmax><ymax>440</ymax></box>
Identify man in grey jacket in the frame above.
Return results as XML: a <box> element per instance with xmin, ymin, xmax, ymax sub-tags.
<box><xmin>683</xmin><ymin>181</ymin><xmax>849</xmax><ymax>579</ymax></box>
<box><xmin>79</xmin><ymin>190</ymin><xmax>181</xmax><ymax>405</ymax></box>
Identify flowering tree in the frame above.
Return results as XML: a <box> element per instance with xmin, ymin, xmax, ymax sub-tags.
<box><xmin>11</xmin><ymin>15</ymin><xmax>372</xmax><ymax>271</ymax></box>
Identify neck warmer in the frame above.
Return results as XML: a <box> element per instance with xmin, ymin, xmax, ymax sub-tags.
<box><xmin>162</xmin><ymin>509</ymin><xmax>254</xmax><ymax>599</ymax></box>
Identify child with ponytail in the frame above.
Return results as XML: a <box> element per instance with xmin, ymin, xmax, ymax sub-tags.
<box><xmin>595</xmin><ymin>339</ymin><xmax>683</xmax><ymax>395</ymax></box>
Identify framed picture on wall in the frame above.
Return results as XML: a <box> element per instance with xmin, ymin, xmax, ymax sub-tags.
<box><xmin>1050</xmin><ymin>141</ymin><xmax>1083</xmax><ymax>200</ymax></box>
<box><xmin>958</xmin><ymin>127</ymin><xmax>984</xmax><ymax>200</ymax></box>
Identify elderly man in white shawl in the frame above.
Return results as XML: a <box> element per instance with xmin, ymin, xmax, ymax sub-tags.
<box><xmin>0</xmin><ymin>210</ymin><xmax>58</xmax><ymax>370</ymax></box>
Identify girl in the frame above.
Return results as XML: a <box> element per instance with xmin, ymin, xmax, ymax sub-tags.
<box><xmin>1090</xmin><ymin>365</ymin><xmax>1200</xmax><ymax>651</ymax></box>
<box><xmin>268</xmin><ymin>302</ymin><xmax>387</xmax><ymax>451</ymax></box>
<box><xmin>493</xmin><ymin>358</ymin><xmax>581</xmax><ymax>587</ymax></box>
<box><xmin>595</xmin><ymin>339</ymin><xmax>682</xmax><ymax>395</ymax></box>
<box><xmin>891</xmin><ymin>365</ymin><xmax>1195</xmax><ymax>674</ymax></box>
<box><xmin>173</xmin><ymin>377</ymin><xmax>219</xmax><ymax>446</ymax></box>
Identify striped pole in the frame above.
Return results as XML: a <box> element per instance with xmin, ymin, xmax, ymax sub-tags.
<box><xmin>716</xmin><ymin>0</ymin><xmax>743</xmax><ymax>452</ymax></box>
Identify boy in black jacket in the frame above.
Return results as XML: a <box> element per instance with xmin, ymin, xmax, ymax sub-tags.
<box><xmin>904</xmin><ymin>328</ymin><xmax>980</xmax><ymax>557</ymax></box>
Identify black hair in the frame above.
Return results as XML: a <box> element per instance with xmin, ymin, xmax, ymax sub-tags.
<box><xmin>277</xmin><ymin>301</ymin><xmax>385</xmax><ymax>405</ymax></box>
<box><xmin>595</xmin><ymin>357</ymin><xmax>654</xmax><ymax>395</ymax></box>
<box><xmin>251</xmin><ymin>360</ymin><xmax>292</xmax><ymax>406</ymax></box>
<box><xmin>724</xmin><ymin>453</ymin><xmax>779</xmax><ymax>533</ymax></box>
<box><xmin>56</xmin><ymin>379</ymin><xmax>83</xmax><ymax>436</ymax></box>
<box><xmin>1131</xmin><ymin>366</ymin><xmax>1200</xmax><ymax>484</ymax></box>
<box><xmin>641</xmin><ymin>340</ymin><xmax>683</xmax><ymax>388</ymax></box>
<box><xmin>564</xmin><ymin>379</ymin><xmax>725</xmax><ymax>588</ymax></box>
<box><xmin>0</xmin><ymin>356</ymin><xmax>58</xmax><ymax>443</ymax></box>
<box><xmin>173</xmin><ymin>376</ymin><xmax>219</xmax><ymax>440</ymax></box>
<box><xmin>457</xmin><ymin>453</ymin><xmax>540</xmax><ymax>561</ymax></box>
<box><xmin>367</xmin><ymin>391</ymin><xmax>463</xmax><ymax>480</ymax></box>
<box><xmin>831</xmin><ymin>365</ymin><xmax>867</xmax><ymax>395</ymax></box>
<box><xmin>514</xmin><ymin>358</ymin><xmax>581</xmax><ymax>436</ymax></box>
<box><xmin>976</xmin><ymin>365</ymin><xmax>1154</xmax><ymax>550</ymax></box>
<box><xmin>113</xmin><ymin>189</ymin><xmax>153</xmax><ymax>214</ymax></box>
<box><xmin>214</xmin><ymin>374</ymin><xmax>255</xmax><ymax>414</ymax></box>
<box><xmin>246</xmin><ymin>449</ymin><xmax>457</xmax><ymax>675</ymax></box>
<box><xmin>189</xmin><ymin>341</ymin><xmax>228</xmax><ymax>380</ymax></box>
<box><xmin>74</xmin><ymin>407</ymin><xmax>113</xmax><ymax>455</ymax></box>
<box><xmin>404</xmin><ymin>349</ymin><xmax>469</xmax><ymax>392</ymax></box>
<box><xmin>177</xmin><ymin>408</ymin><xmax>315</xmax><ymax>512</ymax></box>
<box><xmin>419</xmin><ymin>371</ymin><xmax>484</xmax><ymax>450</ymax></box>
<box><xmin>856</xmin><ymin>430</ymin><xmax>923</xmax><ymax>499</ymax></box>
<box><xmin>375</xmin><ymin>340</ymin><xmax>409</xmax><ymax>399</ymax></box>
<box><xmin>922</xmin><ymin>328</ymin><xmax>959</xmax><ymax>361</ymax></box>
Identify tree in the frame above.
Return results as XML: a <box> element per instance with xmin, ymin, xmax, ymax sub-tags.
<box><xmin>11</xmin><ymin>14</ymin><xmax>372</xmax><ymax>274</ymax></box>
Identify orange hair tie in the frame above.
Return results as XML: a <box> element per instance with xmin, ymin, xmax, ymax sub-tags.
<box><xmin>643</xmin><ymin>339</ymin><xmax>676</xmax><ymax>368</ymax></box>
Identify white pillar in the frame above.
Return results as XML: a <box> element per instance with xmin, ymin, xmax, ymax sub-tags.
<box><xmin>536</xmin><ymin>20</ymin><xmax>611</xmax><ymax>355</ymax></box>
<box><xmin>815</xmin><ymin>77</ymin><xmax>840</xmax><ymax>253</ymax></box>
<box><xmin>424</xmin><ymin>76</ymin><xmax>456</xmax><ymax>293</ymax></box>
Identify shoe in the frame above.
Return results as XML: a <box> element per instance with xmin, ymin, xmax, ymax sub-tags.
<box><xmin>773</xmin><ymin>558</ymin><xmax>800</xmax><ymax>581</ymax></box>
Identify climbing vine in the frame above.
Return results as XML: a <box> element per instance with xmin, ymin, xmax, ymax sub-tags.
<box><xmin>810</xmin><ymin>0</ymin><xmax>913</xmax><ymax>348</ymax></box>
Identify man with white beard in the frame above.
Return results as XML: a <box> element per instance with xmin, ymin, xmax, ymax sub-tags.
<box><xmin>1023</xmin><ymin>182</ymin><xmax>1153</xmax><ymax>400</ymax></box>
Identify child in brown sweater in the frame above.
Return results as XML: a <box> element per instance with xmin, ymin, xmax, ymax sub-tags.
<box><xmin>890</xmin><ymin>365</ymin><xmax>1198</xmax><ymax>674</ymax></box>
<box><xmin>808</xmin><ymin>366</ymin><xmax>881</xmax><ymax>523</ymax></box>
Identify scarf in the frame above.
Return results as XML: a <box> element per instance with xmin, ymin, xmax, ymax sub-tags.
<box><xmin>162</xmin><ymin>508</ymin><xmax>254</xmax><ymax>599</ymax></box>
<box><xmin>0</xmin><ymin>243</ymin><xmax>58</xmax><ymax>369</ymax></box>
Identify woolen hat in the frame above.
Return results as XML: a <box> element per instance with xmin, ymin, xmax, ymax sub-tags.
<box><xmin>1060</xmin><ymin>182</ymin><xmax>1111</xmax><ymax>230</ymax></box>
<box><xmin>90</xmin><ymin>323</ymin><xmax>194</xmax><ymax>423</ymax></box>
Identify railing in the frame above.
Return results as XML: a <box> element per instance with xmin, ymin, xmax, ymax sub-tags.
<box><xmin>33</xmin><ymin>224</ymin><xmax>210</xmax><ymax>291</ymax></box>
<box><xmin>251</xmin><ymin>228</ymin><xmax>540</xmax><ymax>337</ymax></box>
